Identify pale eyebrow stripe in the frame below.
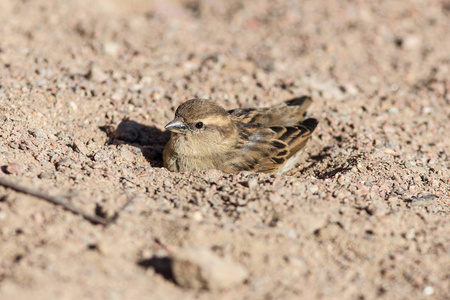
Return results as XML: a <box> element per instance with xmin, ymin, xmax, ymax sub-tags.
<box><xmin>199</xmin><ymin>115</ymin><xmax>231</xmax><ymax>126</ymax></box>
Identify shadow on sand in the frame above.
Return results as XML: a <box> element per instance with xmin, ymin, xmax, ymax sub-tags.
<box><xmin>137</xmin><ymin>256</ymin><xmax>175</xmax><ymax>282</ymax></box>
<box><xmin>101</xmin><ymin>119</ymin><xmax>170</xmax><ymax>168</ymax></box>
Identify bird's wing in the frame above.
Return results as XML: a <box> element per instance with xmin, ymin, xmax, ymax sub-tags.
<box><xmin>229</xmin><ymin>96</ymin><xmax>313</xmax><ymax>127</ymax></box>
<box><xmin>226</xmin><ymin>118</ymin><xmax>318</xmax><ymax>173</ymax></box>
<box><xmin>228</xmin><ymin>107</ymin><xmax>264</xmax><ymax>125</ymax></box>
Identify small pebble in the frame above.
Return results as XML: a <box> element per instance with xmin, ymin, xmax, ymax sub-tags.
<box><xmin>423</xmin><ymin>286</ymin><xmax>434</xmax><ymax>296</ymax></box>
<box><xmin>247</xmin><ymin>177</ymin><xmax>258</xmax><ymax>189</ymax></box>
<box><xmin>309</xmin><ymin>185</ymin><xmax>319</xmax><ymax>193</ymax></box>
<box><xmin>38</xmin><ymin>172</ymin><xmax>56</xmax><ymax>179</ymax></box>
<box><xmin>207</xmin><ymin>169</ymin><xmax>222</xmax><ymax>184</ymax></box>
<box><xmin>171</xmin><ymin>246</ymin><xmax>248</xmax><ymax>291</ymax></box>
<box><xmin>72</xmin><ymin>140</ymin><xmax>89</xmax><ymax>155</ymax></box>
<box><xmin>5</xmin><ymin>163</ymin><xmax>23</xmax><ymax>175</ymax></box>
<box><xmin>191</xmin><ymin>211</ymin><xmax>203</xmax><ymax>221</ymax></box>
<box><xmin>88</xmin><ymin>65</ymin><xmax>108</xmax><ymax>83</ymax></box>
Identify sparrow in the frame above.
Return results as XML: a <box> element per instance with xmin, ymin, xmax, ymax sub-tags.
<box><xmin>163</xmin><ymin>97</ymin><xmax>318</xmax><ymax>174</ymax></box>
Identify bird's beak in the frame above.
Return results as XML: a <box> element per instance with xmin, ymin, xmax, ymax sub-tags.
<box><xmin>165</xmin><ymin>117</ymin><xmax>188</xmax><ymax>133</ymax></box>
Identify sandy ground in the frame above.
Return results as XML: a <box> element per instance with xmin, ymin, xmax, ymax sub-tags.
<box><xmin>0</xmin><ymin>0</ymin><xmax>449</xmax><ymax>299</ymax></box>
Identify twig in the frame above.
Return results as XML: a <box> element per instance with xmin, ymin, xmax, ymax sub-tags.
<box><xmin>0</xmin><ymin>176</ymin><xmax>111</xmax><ymax>225</ymax></box>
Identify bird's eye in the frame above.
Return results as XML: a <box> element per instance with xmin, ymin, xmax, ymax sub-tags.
<box><xmin>195</xmin><ymin>122</ymin><xmax>204</xmax><ymax>129</ymax></box>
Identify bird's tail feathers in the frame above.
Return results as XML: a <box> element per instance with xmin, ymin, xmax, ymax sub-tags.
<box><xmin>284</xmin><ymin>96</ymin><xmax>313</xmax><ymax>110</ymax></box>
<box><xmin>300</xmin><ymin>118</ymin><xmax>319</xmax><ymax>132</ymax></box>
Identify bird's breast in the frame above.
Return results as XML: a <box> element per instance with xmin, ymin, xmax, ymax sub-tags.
<box><xmin>163</xmin><ymin>134</ymin><xmax>221</xmax><ymax>172</ymax></box>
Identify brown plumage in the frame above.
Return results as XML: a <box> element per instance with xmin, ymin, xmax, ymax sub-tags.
<box><xmin>163</xmin><ymin>97</ymin><xmax>318</xmax><ymax>174</ymax></box>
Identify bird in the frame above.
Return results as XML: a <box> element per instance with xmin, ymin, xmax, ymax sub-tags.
<box><xmin>163</xmin><ymin>96</ymin><xmax>318</xmax><ymax>174</ymax></box>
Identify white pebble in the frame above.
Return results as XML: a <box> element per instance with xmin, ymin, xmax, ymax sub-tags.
<box><xmin>423</xmin><ymin>286</ymin><xmax>434</xmax><ymax>296</ymax></box>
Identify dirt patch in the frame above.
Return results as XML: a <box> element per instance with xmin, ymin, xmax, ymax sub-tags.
<box><xmin>0</xmin><ymin>0</ymin><xmax>449</xmax><ymax>299</ymax></box>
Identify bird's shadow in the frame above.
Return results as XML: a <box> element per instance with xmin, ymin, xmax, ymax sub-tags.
<box><xmin>137</xmin><ymin>256</ymin><xmax>175</xmax><ymax>282</ymax></box>
<box><xmin>298</xmin><ymin>146</ymin><xmax>364</xmax><ymax>179</ymax></box>
<box><xmin>100</xmin><ymin>119</ymin><xmax>170</xmax><ymax>167</ymax></box>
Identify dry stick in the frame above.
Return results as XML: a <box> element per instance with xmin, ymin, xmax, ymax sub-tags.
<box><xmin>0</xmin><ymin>176</ymin><xmax>111</xmax><ymax>225</ymax></box>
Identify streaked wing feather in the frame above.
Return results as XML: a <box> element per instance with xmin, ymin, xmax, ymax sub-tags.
<box><xmin>229</xmin><ymin>108</ymin><xmax>264</xmax><ymax>125</ymax></box>
<box><xmin>227</xmin><ymin>118</ymin><xmax>317</xmax><ymax>173</ymax></box>
<box><xmin>229</xmin><ymin>96</ymin><xmax>313</xmax><ymax>127</ymax></box>
<box><xmin>226</xmin><ymin>97</ymin><xmax>318</xmax><ymax>173</ymax></box>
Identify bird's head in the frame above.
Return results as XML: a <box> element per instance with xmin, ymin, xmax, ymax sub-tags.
<box><xmin>165</xmin><ymin>99</ymin><xmax>235</xmax><ymax>140</ymax></box>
